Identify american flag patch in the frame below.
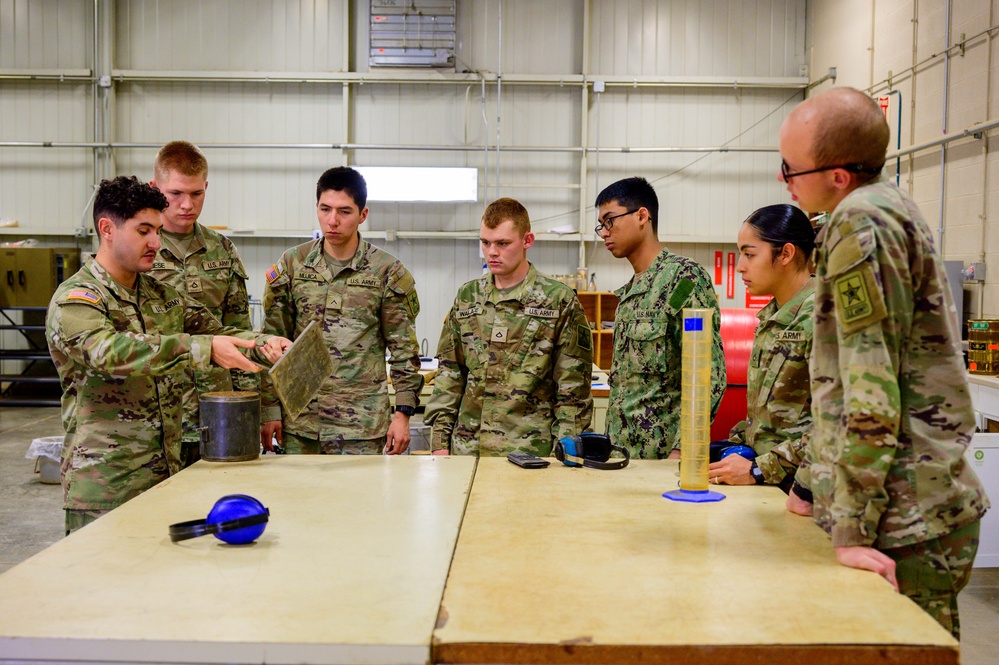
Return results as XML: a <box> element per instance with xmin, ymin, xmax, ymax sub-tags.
<box><xmin>67</xmin><ymin>289</ymin><xmax>101</xmax><ymax>304</ymax></box>
<box><xmin>265</xmin><ymin>264</ymin><xmax>281</xmax><ymax>284</ymax></box>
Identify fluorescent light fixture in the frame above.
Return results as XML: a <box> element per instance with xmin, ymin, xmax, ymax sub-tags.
<box><xmin>355</xmin><ymin>166</ymin><xmax>478</xmax><ymax>202</ymax></box>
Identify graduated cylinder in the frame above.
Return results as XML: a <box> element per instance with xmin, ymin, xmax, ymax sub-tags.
<box><xmin>678</xmin><ymin>308</ymin><xmax>714</xmax><ymax>491</ymax></box>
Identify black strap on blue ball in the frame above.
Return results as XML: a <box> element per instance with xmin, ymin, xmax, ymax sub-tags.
<box><xmin>168</xmin><ymin>509</ymin><xmax>270</xmax><ymax>542</ymax></box>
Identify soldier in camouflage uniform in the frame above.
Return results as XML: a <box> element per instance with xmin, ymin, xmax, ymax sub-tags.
<box><xmin>259</xmin><ymin>167</ymin><xmax>422</xmax><ymax>455</ymax></box>
<box><xmin>709</xmin><ymin>204</ymin><xmax>815</xmax><ymax>491</ymax></box>
<box><xmin>595</xmin><ymin>177</ymin><xmax>726</xmax><ymax>459</ymax></box>
<box><xmin>148</xmin><ymin>141</ymin><xmax>256</xmax><ymax>467</ymax></box>
<box><xmin>424</xmin><ymin>198</ymin><xmax>593</xmax><ymax>456</ymax></box>
<box><xmin>779</xmin><ymin>87</ymin><xmax>988</xmax><ymax>638</ymax></box>
<box><xmin>46</xmin><ymin>176</ymin><xmax>289</xmax><ymax>534</ymax></box>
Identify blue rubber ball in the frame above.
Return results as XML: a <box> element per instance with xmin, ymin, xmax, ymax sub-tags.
<box><xmin>720</xmin><ymin>445</ymin><xmax>756</xmax><ymax>462</ymax></box>
<box><xmin>206</xmin><ymin>494</ymin><xmax>268</xmax><ymax>545</ymax></box>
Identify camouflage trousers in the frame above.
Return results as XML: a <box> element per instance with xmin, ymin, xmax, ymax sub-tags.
<box><xmin>282</xmin><ymin>431</ymin><xmax>387</xmax><ymax>455</ymax></box>
<box><xmin>886</xmin><ymin>519</ymin><xmax>981</xmax><ymax>640</ymax></box>
<box><xmin>65</xmin><ymin>509</ymin><xmax>108</xmax><ymax>536</ymax></box>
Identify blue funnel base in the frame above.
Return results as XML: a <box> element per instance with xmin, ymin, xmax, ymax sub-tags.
<box><xmin>662</xmin><ymin>488</ymin><xmax>726</xmax><ymax>503</ymax></box>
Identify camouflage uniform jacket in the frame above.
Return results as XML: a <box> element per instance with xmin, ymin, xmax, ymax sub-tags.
<box><xmin>46</xmin><ymin>258</ymin><xmax>273</xmax><ymax>512</ymax></box>
<box><xmin>424</xmin><ymin>263</ymin><xmax>594</xmax><ymax>456</ymax></box>
<box><xmin>808</xmin><ymin>175</ymin><xmax>988</xmax><ymax>549</ymax></box>
<box><xmin>606</xmin><ymin>248</ymin><xmax>726</xmax><ymax>459</ymax></box>
<box><xmin>728</xmin><ymin>280</ymin><xmax>814</xmax><ymax>484</ymax></box>
<box><xmin>260</xmin><ymin>236</ymin><xmax>422</xmax><ymax>441</ymax></box>
<box><xmin>148</xmin><ymin>223</ymin><xmax>256</xmax><ymax>441</ymax></box>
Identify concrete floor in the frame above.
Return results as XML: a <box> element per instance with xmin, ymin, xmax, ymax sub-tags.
<box><xmin>1</xmin><ymin>406</ymin><xmax>997</xmax><ymax>663</ymax></box>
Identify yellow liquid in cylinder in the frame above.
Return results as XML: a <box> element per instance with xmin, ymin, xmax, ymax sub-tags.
<box><xmin>679</xmin><ymin>308</ymin><xmax>714</xmax><ymax>491</ymax></box>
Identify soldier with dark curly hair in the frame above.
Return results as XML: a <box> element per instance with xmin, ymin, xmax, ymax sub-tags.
<box><xmin>46</xmin><ymin>176</ymin><xmax>289</xmax><ymax>534</ymax></box>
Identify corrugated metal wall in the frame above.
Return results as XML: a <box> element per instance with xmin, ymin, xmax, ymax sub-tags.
<box><xmin>809</xmin><ymin>0</ymin><xmax>999</xmax><ymax>319</ymax></box>
<box><xmin>1</xmin><ymin>0</ymin><xmax>809</xmax><ymax>352</ymax></box>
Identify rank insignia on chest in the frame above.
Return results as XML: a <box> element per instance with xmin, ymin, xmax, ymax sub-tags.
<box><xmin>491</xmin><ymin>326</ymin><xmax>509</xmax><ymax>343</ymax></box>
<box><xmin>524</xmin><ymin>306</ymin><xmax>558</xmax><ymax>319</ymax></box>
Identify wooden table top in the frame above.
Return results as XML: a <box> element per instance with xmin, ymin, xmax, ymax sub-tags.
<box><xmin>431</xmin><ymin>458</ymin><xmax>958</xmax><ymax>665</ymax></box>
<box><xmin>0</xmin><ymin>455</ymin><xmax>475</xmax><ymax>665</ymax></box>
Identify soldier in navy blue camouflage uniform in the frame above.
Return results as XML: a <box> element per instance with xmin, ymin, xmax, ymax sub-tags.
<box><xmin>596</xmin><ymin>177</ymin><xmax>726</xmax><ymax>459</ymax></box>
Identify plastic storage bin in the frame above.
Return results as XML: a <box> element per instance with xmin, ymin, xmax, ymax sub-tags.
<box><xmin>25</xmin><ymin>436</ymin><xmax>64</xmax><ymax>484</ymax></box>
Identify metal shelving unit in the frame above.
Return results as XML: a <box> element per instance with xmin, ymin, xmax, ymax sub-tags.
<box><xmin>0</xmin><ymin>307</ymin><xmax>60</xmax><ymax>408</ymax></box>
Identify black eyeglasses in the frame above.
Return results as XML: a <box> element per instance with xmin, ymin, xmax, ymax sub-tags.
<box><xmin>780</xmin><ymin>159</ymin><xmax>883</xmax><ymax>182</ymax></box>
<box><xmin>595</xmin><ymin>209</ymin><xmax>638</xmax><ymax>235</ymax></box>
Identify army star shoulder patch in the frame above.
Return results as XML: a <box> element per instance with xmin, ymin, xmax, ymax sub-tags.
<box><xmin>834</xmin><ymin>270</ymin><xmax>872</xmax><ymax>323</ymax></box>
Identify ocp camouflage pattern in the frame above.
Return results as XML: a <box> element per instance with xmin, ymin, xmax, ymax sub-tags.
<box><xmin>728</xmin><ymin>280</ymin><xmax>814</xmax><ymax>484</ymax></box>
<box><xmin>425</xmin><ymin>263</ymin><xmax>593</xmax><ymax>456</ymax></box>
<box><xmin>606</xmin><ymin>248</ymin><xmax>726</xmax><ymax>458</ymax></box>
<box><xmin>260</xmin><ymin>236</ymin><xmax>422</xmax><ymax>444</ymax></box>
<box><xmin>46</xmin><ymin>258</ymin><xmax>274</xmax><ymax>512</ymax></box>
<box><xmin>148</xmin><ymin>223</ymin><xmax>257</xmax><ymax>444</ymax></box>
<box><xmin>807</xmin><ymin>175</ymin><xmax>988</xmax><ymax>550</ymax></box>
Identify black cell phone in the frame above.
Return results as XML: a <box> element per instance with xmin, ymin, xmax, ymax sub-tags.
<box><xmin>507</xmin><ymin>452</ymin><xmax>550</xmax><ymax>469</ymax></box>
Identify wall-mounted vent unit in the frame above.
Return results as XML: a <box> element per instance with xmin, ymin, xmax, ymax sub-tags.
<box><xmin>369</xmin><ymin>0</ymin><xmax>455</xmax><ymax>69</ymax></box>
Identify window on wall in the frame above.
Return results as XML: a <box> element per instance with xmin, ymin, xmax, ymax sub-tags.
<box><xmin>369</xmin><ymin>0</ymin><xmax>456</xmax><ymax>69</ymax></box>
<box><xmin>355</xmin><ymin>167</ymin><xmax>477</xmax><ymax>202</ymax></box>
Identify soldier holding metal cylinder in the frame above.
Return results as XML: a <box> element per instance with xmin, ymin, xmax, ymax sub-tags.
<box><xmin>46</xmin><ymin>176</ymin><xmax>289</xmax><ymax>535</ymax></box>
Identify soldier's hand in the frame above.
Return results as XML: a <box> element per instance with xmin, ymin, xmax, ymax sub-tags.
<box><xmin>211</xmin><ymin>336</ymin><xmax>262</xmax><ymax>372</ymax></box>
<box><xmin>261</xmin><ymin>420</ymin><xmax>282</xmax><ymax>451</ymax></box>
<box><xmin>708</xmin><ymin>455</ymin><xmax>753</xmax><ymax>485</ymax></box>
<box><xmin>835</xmin><ymin>546</ymin><xmax>899</xmax><ymax>592</ymax></box>
<box><xmin>385</xmin><ymin>412</ymin><xmax>412</xmax><ymax>455</ymax></box>
<box><xmin>785</xmin><ymin>489</ymin><xmax>813</xmax><ymax>516</ymax></box>
<box><xmin>259</xmin><ymin>336</ymin><xmax>292</xmax><ymax>364</ymax></box>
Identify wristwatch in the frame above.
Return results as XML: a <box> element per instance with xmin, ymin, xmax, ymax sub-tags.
<box><xmin>750</xmin><ymin>461</ymin><xmax>765</xmax><ymax>485</ymax></box>
<box><xmin>395</xmin><ymin>405</ymin><xmax>416</xmax><ymax>417</ymax></box>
